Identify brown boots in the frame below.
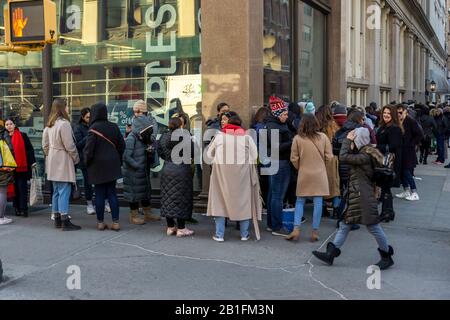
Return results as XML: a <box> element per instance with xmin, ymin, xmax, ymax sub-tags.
<box><xmin>143</xmin><ymin>207</ymin><xmax>161</xmax><ymax>222</ymax></box>
<box><xmin>130</xmin><ymin>209</ymin><xmax>145</xmax><ymax>225</ymax></box>
<box><xmin>311</xmin><ymin>230</ymin><xmax>320</xmax><ymax>242</ymax></box>
<box><xmin>286</xmin><ymin>227</ymin><xmax>300</xmax><ymax>241</ymax></box>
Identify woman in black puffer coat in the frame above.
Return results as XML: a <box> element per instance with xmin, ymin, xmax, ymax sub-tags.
<box><xmin>123</xmin><ymin>116</ymin><xmax>161</xmax><ymax>225</ymax></box>
<box><xmin>158</xmin><ymin>117</ymin><xmax>195</xmax><ymax>237</ymax></box>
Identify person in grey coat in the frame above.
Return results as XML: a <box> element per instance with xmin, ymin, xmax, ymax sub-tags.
<box><xmin>122</xmin><ymin>116</ymin><xmax>161</xmax><ymax>225</ymax></box>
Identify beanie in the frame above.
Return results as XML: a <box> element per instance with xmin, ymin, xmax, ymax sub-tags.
<box><xmin>304</xmin><ymin>102</ymin><xmax>316</xmax><ymax>114</ymax></box>
<box><xmin>332</xmin><ymin>103</ymin><xmax>347</xmax><ymax>115</ymax></box>
<box><xmin>269</xmin><ymin>96</ymin><xmax>288</xmax><ymax>118</ymax></box>
<box><xmin>133</xmin><ymin>100</ymin><xmax>148</xmax><ymax>114</ymax></box>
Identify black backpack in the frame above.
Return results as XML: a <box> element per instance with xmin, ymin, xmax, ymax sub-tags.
<box><xmin>369</xmin><ymin>146</ymin><xmax>396</xmax><ymax>187</ymax></box>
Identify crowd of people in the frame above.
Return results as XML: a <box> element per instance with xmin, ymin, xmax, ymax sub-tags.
<box><xmin>0</xmin><ymin>96</ymin><xmax>449</xmax><ymax>270</ymax></box>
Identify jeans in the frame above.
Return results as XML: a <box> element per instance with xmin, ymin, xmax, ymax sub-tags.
<box><xmin>333</xmin><ymin>222</ymin><xmax>389</xmax><ymax>252</ymax></box>
<box><xmin>294</xmin><ymin>197</ymin><xmax>323</xmax><ymax>230</ymax></box>
<box><xmin>52</xmin><ymin>182</ymin><xmax>72</xmax><ymax>215</ymax></box>
<box><xmin>13</xmin><ymin>172</ymin><xmax>28</xmax><ymax>212</ymax></box>
<box><xmin>267</xmin><ymin>160</ymin><xmax>291</xmax><ymax>230</ymax></box>
<box><xmin>401</xmin><ymin>168</ymin><xmax>417</xmax><ymax>191</ymax></box>
<box><xmin>214</xmin><ymin>217</ymin><xmax>250</xmax><ymax>239</ymax></box>
<box><xmin>436</xmin><ymin>135</ymin><xmax>445</xmax><ymax>163</ymax></box>
<box><xmin>95</xmin><ymin>181</ymin><xmax>119</xmax><ymax>222</ymax></box>
<box><xmin>81</xmin><ymin>169</ymin><xmax>93</xmax><ymax>201</ymax></box>
<box><xmin>332</xmin><ymin>197</ymin><xmax>341</xmax><ymax>208</ymax></box>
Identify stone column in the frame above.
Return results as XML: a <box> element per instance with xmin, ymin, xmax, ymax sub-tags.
<box><xmin>194</xmin><ymin>0</ymin><xmax>264</xmax><ymax>212</ymax></box>
<box><xmin>389</xmin><ymin>14</ymin><xmax>401</xmax><ymax>103</ymax></box>
<box><xmin>405</xmin><ymin>30</ymin><xmax>415</xmax><ymax>100</ymax></box>
<box><xmin>366</xmin><ymin>0</ymin><xmax>382</xmax><ymax>107</ymax></box>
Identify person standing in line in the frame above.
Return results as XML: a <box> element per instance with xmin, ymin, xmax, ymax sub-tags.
<box><xmin>417</xmin><ymin>105</ymin><xmax>437</xmax><ymax>165</ymax></box>
<box><xmin>84</xmin><ymin>103</ymin><xmax>125</xmax><ymax>231</ymax></box>
<box><xmin>376</xmin><ymin>105</ymin><xmax>403</xmax><ymax>223</ymax></box>
<box><xmin>43</xmin><ymin>98</ymin><xmax>81</xmax><ymax>231</ymax></box>
<box><xmin>443</xmin><ymin>107</ymin><xmax>450</xmax><ymax>168</ymax></box>
<box><xmin>312</xmin><ymin>128</ymin><xmax>395</xmax><ymax>270</ymax></box>
<box><xmin>0</xmin><ymin>127</ymin><xmax>15</xmax><ymax>225</ymax></box>
<box><xmin>206</xmin><ymin>102</ymin><xmax>230</xmax><ymax>131</ymax></box>
<box><xmin>431</xmin><ymin>108</ymin><xmax>449</xmax><ymax>165</ymax></box>
<box><xmin>159</xmin><ymin>117</ymin><xmax>195</xmax><ymax>237</ymax></box>
<box><xmin>287</xmin><ymin>114</ymin><xmax>332</xmax><ymax>242</ymax></box>
<box><xmin>207</xmin><ymin>114</ymin><xmax>262</xmax><ymax>242</ymax></box>
<box><xmin>4</xmin><ymin>118</ymin><xmax>36</xmax><ymax>218</ymax></box>
<box><xmin>395</xmin><ymin>104</ymin><xmax>424</xmax><ymax>201</ymax></box>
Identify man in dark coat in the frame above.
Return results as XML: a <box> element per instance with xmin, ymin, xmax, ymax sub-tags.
<box><xmin>396</xmin><ymin>105</ymin><xmax>424</xmax><ymax>201</ymax></box>
<box><xmin>417</xmin><ymin>105</ymin><xmax>437</xmax><ymax>165</ymax></box>
<box><xmin>84</xmin><ymin>103</ymin><xmax>125</xmax><ymax>231</ymax></box>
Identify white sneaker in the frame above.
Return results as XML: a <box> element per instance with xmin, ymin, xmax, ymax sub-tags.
<box><xmin>212</xmin><ymin>236</ymin><xmax>225</xmax><ymax>242</ymax></box>
<box><xmin>0</xmin><ymin>217</ymin><xmax>13</xmax><ymax>225</ymax></box>
<box><xmin>51</xmin><ymin>213</ymin><xmax>55</xmax><ymax>221</ymax></box>
<box><xmin>105</xmin><ymin>202</ymin><xmax>111</xmax><ymax>213</ymax></box>
<box><xmin>87</xmin><ymin>204</ymin><xmax>96</xmax><ymax>215</ymax></box>
<box><xmin>406</xmin><ymin>193</ymin><xmax>420</xmax><ymax>201</ymax></box>
<box><xmin>241</xmin><ymin>235</ymin><xmax>250</xmax><ymax>241</ymax></box>
<box><xmin>395</xmin><ymin>191</ymin><xmax>411</xmax><ymax>199</ymax></box>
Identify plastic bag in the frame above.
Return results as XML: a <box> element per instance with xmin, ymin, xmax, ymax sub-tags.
<box><xmin>29</xmin><ymin>166</ymin><xmax>44</xmax><ymax>207</ymax></box>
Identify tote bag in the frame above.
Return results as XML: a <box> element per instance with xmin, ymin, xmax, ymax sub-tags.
<box><xmin>29</xmin><ymin>166</ymin><xmax>44</xmax><ymax>207</ymax></box>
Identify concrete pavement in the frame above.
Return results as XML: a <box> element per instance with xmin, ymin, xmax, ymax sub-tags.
<box><xmin>0</xmin><ymin>164</ymin><xmax>449</xmax><ymax>300</ymax></box>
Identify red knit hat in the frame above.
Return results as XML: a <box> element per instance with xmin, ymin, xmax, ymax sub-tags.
<box><xmin>269</xmin><ymin>96</ymin><xmax>288</xmax><ymax>117</ymax></box>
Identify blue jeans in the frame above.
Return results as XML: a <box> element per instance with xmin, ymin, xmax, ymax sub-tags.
<box><xmin>81</xmin><ymin>169</ymin><xmax>94</xmax><ymax>201</ymax></box>
<box><xmin>52</xmin><ymin>182</ymin><xmax>72</xmax><ymax>215</ymax></box>
<box><xmin>436</xmin><ymin>135</ymin><xmax>445</xmax><ymax>163</ymax></box>
<box><xmin>95</xmin><ymin>181</ymin><xmax>119</xmax><ymax>222</ymax></box>
<box><xmin>401</xmin><ymin>168</ymin><xmax>417</xmax><ymax>191</ymax></box>
<box><xmin>333</xmin><ymin>222</ymin><xmax>389</xmax><ymax>252</ymax></box>
<box><xmin>215</xmin><ymin>217</ymin><xmax>250</xmax><ymax>239</ymax></box>
<box><xmin>294</xmin><ymin>197</ymin><xmax>323</xmax><ymax>230</ymax></box>
<box><xmin>267</xmin><ymin>160</ymin><xmax>291</xmax><ymax>230</ymax></box>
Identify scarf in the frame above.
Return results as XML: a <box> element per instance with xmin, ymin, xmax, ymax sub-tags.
<box><xmin>222</xmin><ymin>124</ymin><xmax>246</xmax><ymax>136</ymax></box>
<box><xmin>11</xmin><ymin>128</ymin><xmax>28</xmax><ymax>172</ymax></box>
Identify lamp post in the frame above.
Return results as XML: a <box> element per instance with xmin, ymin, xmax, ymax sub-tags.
<box><xmin>430</xmin><ymin>80</ymin><xmax>437</xmax><ymax>104</ymax></box>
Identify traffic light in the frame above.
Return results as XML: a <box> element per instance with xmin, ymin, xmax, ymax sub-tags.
<box><xmin>4</xmin><ymin>0</ymin><xmax>57</xmax><ymax>46</ymax></box>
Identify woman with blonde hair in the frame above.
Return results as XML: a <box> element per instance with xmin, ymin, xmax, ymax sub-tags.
<box><xmin>43</xmin><ymin>98</ymin><xmax>81</xmax><ymax>231</ymax></box>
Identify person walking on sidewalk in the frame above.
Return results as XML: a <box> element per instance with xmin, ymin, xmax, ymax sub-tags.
<box><xmin>159</xmin><ymin>117</ymin><xmax>195</xmax><ymax>237</ymax></box>
<box><xmin>4</xmin><ymin>118</ymin><xmax>36</xmax><ymax>218</ymax></box>
<box><xmin>287</xmin><ymin>114</ymin><xmax>332</xmax><ymax>242</ymax></box>
<box><xmin>84</xmin><ymin>103</ymin><xmax>125</xmax><ymax>231</ymax></box>
<box><xmin>312</xmin><ymin>128</ymin><xmax>395</xmax><ymax>270</ymax></box>
<box><xmin>395</xmin><ymin>104</ymin><xmax>424</xmax><ymax>201</ymax></box>
<box><xmin>73</xmin><ymin>108</ymin><xmax>96</xmax><ymax>215</ymax></box>
<box><xmin>207</xmin><ymin>114</ymin><xmax>262</xmax><ymax>242</ymax></box>
<box><xmin>0</xmin><ymin>127</ymin><xmax>15</xmax><ymax>225</ymax></box>
<box><xmin>376</xmin><ymin>105</ymin><xmax>403</xmax><ymax>223</ymax></box>
<box><xmin>43</xmin><ymin>98</ymin><xmax>81</xmax><ymax>231</ymax></box>
<box><xmin>122</xmin><ymin>115</ymin><xmax>160</xmax><ymax>225</ymax></box>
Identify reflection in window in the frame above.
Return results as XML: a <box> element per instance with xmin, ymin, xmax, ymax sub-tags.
<box><xmin>129</xmin><ymin>0</ymin><xmax>154</xmax><ymax>26</ymax></box>
<box><xmin>106</xmin><ymin>0</ymin><xmax>127</xmax><ymax>28</ymax></box>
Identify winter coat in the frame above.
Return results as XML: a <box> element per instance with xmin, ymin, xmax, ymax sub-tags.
<box><xmin>43</xmin><ymin>118</ymin><xmax>79</xmax><ymax>183</ymax></box>
<box><xmin>419</xmin><ymin>114</ymin><xmax>437</xmax><ymax>139</ymax></box>
<box><xmin>0</xmin><ymin>130</ymin><xmax>14</xmax><ymax>187</ymax></box>
<box><xmin>290</xmin><ymin>133</ymin><xmax>333</xmax><ymax>197</ymax></box>
<box><xmin>433</xmin><ymin>115</ymin><xmax>449</xmax><ymax>137</ymax></box>
<box><xmin>9</xmin><ymin>130</ymin><xmax>36</xmax><ymax>180</ymax></box>
<box><xmin>122</xmin><ymin>116</ymin><xmax>153</xmax><ymax>202</ymax></box>
<box><xmin>321</xmin><ymin>124</ymin><xmax>340</xmax><ymax>199</ymax></box>
<box><xmin>266</xmin><ymin>114</ymin><xmax>294</xmax><ymax>161</ymax></box>
<box><xmin>207</xmin><ymin>131</ymin><xmax>262</xmax><ymax>222</ymax></box>
<box><xmin>376</xmin><ymin>124</ymin><xmax>402</xmax><ymax>188</ymax></box>
<box><xmin>333</xmin><ymin>120</ymin><xmax>360</xmax><ymax>183</ymax></box>
<box><xmin>444</xmin><ymin>112</ymin><xmax>450</xmax><ymax>137</ymax></box>
<box><xmin>340</xmin><ymin>139</ymin><xmax>383</xmax><ymax>226</ymax></box>
<box><xmin>158</xmin><ymin>129</ymin><xmax>194</xmax><ymax>220</ymax></box>
<box><xmin>84</xmin><ymin>104</ymin><xmax>125</xmax><ymax>185</ymax></box>
<box><xmin>73</xmin><ymin>122</ymin><xmax>89</xmax><ymax>170</ymax></box>
<box><xmin>401</xmin><ymin>116</ymin><xmax>424</xmax><ymax>170</ymax></box>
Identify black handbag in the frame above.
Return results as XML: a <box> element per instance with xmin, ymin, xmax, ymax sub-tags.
<box><xmin>71</xmin><ymin>182</ymin><xmax>81</xmax><ymax>201</ymax></box>
<box><xmin>372</xmin><ymin>147</ymin><xmax>396</xmax><ymax>187</ymax></box>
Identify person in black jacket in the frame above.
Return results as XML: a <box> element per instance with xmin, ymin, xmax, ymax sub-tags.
<box><xmin>84</xmin><ymin>103</ymin><xmax>125</xmax><ymax>231</ymax></box>
<box><xmin>396</xmin><ymin>105</ymin><xmax>424</xmax><ymax>201</ymax></box>
<box><xmin>431</xmin><ymin>108</ymin><xmax>449</xmax><ymax>165</ymax></box>
<box><xmin>444</xmin><ymin>107</ymin><xmax>450</xmax><ymax>168</ymax></box>
<box><xmin>376</xmin><ymin>105</ymin><xmax>403</xmax><ymax>223</ymax></box>
<box><xmin>4</xmin><ymin>118</ymin><xmax>36</xmax><ymax>218</ymax></box>
<box><xmin>73</xmin><ymin>108</ymin><xmax>97</xmax><ymax>215</ymax></box>
<box><xmin>417</xmin><ymin>105</ymin><xmax>437</xmax><ymax>165</ymax></box>
<box><xmin>265</xmin><ymin>96</ymin><xmax>294</xmax><ymax>237</ymax></box>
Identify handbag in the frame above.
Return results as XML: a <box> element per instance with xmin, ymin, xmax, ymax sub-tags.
<box><xmin>0</xmin><ymin>140</ymin><xmax>17</xmax><ymax>170</ymax></box>
<box><xmin>372</xmin><ymin>147</ymin><xmax>396</xmax><ymax>187</ymax></box>
<box><xmin>29</xmin><ymin>165</ymin><xmax>44</xmax><ymax>207</ymax></box>
<box><xmin>71</xmin><ymin>182</ymin><xmax>81</xmax><ymax>201</ymax></box>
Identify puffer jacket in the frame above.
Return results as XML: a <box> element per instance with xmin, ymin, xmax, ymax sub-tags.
<box><xmin>339</xmin><ymin>139</ymin><xmax>383</xmax><ymax>226</ymax></box>
<box><xmin>333</xmin><ymin>120</ymin><xmax>360</xmax><ymax>182</ymax></box>
<box><xmin>122</xmin><ymin>116</ymin><xmax>153</xmax><ymax>203</ymax></box>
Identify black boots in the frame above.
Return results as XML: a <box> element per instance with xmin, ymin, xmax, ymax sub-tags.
<box><xmin>380</xmin><ymin>193</ymin><xmax>395</xmax><ymax>223</ymax></box>
<box><xmin>375</xmin><ymin>246</ymin><xmax>395</xmax><ymax>270</ymax></box>
<box><xmin>312</xmin><ymin>242</ymin><xmax>341</xmax><ymax>266</ymax></box>
<box><xmin>54</xmin><ymin>213</ymin><xmax>81</xmax><ymax>231</ymax></box>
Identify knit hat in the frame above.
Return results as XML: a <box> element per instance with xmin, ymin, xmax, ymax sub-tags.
<box><xmin>354</xmin><ymin>127</ymin><xmax>370</xmax><ymax>150</ymax></box>
<box><xmin>304</xmin><ymin>102</ymin><xmax>316</xmax><ymax>114</ymax></box>
<box><xmin>269</xmin><ymin>96</ymin><xmax>288</xmax><ymax>118</ymax></box>
<box><xmin>133</xmin><ymin>100</ymin><xmax>148</xmax><ymax>114</ymax></box>
<box><xmin>332</xmin><ymin>103</ymin><xmax>347</xmax><ymax>115</ymax></box>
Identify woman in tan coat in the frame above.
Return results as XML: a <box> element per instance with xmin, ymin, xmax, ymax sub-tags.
<box><xmin>43</xmin><ymin>98</ymin><xmax>80</xmax><ymax>231</ymax></box>
<box><xmin>316</xmin><ymin>105</ymin><xmax>341</xmax><ymax>218</ymax></box>
<box><xmin>207</xmin><ymin>114</ymin><xmax>262</xmax><ymax>242</ymax></box>
<box><xmin>287</xmin><ymin>114</ymin><xmax>333</xmax><ymax>242</ymax></box>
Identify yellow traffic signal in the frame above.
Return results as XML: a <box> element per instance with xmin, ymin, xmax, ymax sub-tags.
<box><xmin>4</xmin><ymin>0</ymin><xmax>57</xmax><ymax>46</ymax></box>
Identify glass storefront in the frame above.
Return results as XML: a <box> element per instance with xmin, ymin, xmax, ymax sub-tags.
<box><xmin>0</xmin><ymin>0</ymin><xmax>202</xmax><ymax>191</ymax></box>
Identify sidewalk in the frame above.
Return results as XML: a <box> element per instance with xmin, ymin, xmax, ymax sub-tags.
<box><xmin>0</xmin><ymin>164</ymin><xmax>449</xmax><ymax>300</ymax></box>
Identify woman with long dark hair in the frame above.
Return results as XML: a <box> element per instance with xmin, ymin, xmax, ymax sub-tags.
<box><xmin>376</xmin><ymin>105</ymin><xmax>403</xmax><ymax>223</ymax></box>
<box><xmin>287</xmin><ymin>113</ymin><xmax>332</xmax><ymax>242</ymax></box>
<box><xmin>43</xmin><ymin>98</ymin><xmax>81</xmax><ymax>231</ymax></box>
<box><xmin>4</xmin><ymin>118</ymin><xmax>36</xmax><ymax>218</ymax></box>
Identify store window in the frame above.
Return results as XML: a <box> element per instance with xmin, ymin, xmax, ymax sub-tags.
<box><xmin>106</xmin><ymin>0</ymin><xmax>127</xmax><ymax>29</ymax></box>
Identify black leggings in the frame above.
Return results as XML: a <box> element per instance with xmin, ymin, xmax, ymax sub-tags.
<box><xmin>129</xmin><ymin>199</ymin><xmax>151</xmax><ymax>210</ymax></box>
<box><xmin>420</xmin><ymin>137</ymin><xmax>432</xmax><ymax>162</ymax></box>
<box><xmin>166</xmin><ymin>217</ymin><xmax>186</xmax><ymax>229</ymax></box>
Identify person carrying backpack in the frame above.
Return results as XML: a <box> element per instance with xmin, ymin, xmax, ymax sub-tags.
<box><xmin>312</xmin><ymin>128</ymin><xmax>395</xmax><ymax>270</ymax></box>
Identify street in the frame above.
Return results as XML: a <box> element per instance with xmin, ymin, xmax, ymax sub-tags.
<box><xmin>0</xmin><ymin>164</ymin><xmax>449</xmax><ymax>300</ymax></box>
